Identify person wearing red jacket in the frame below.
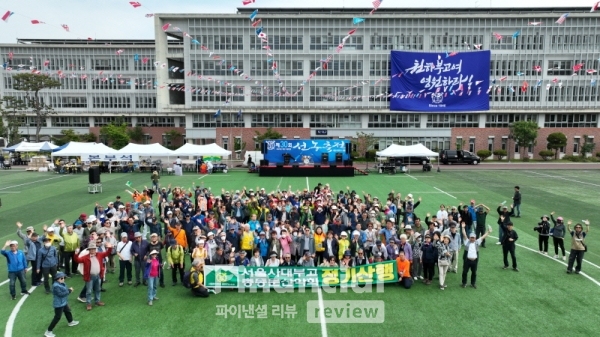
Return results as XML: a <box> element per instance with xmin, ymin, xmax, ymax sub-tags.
<box><xmin>74</xmin><ymin>242</ymin><xmax>112</xmax><ymax>311</ymax></box>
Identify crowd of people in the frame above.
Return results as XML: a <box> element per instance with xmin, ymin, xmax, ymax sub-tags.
<box><xmin>1</xmin><ymin>181</ymin><xmax>591</xmax><ymax>336</ymax></box>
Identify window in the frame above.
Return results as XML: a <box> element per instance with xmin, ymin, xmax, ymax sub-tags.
<box><xmin>222</xmin><ymin>137</ymin><xmax>229</xmax><ymax>151</ymax></box>
<box><xmin>547</xmin><ymin>60</ymin><xmax>573</xmax><ymax>76</ymax></box>
<box><xmin>310</xmin><ymin>114</ymin><xmax>361</xmax><ymax>128</ymax></box>
<box><xmin>430</xmin><ymin>34</ymin><xmax>483</xmax><ymax>50</ymax></box>
<box><xmin>485</xmin><ymin>114</ymin><xmax>537</xmax><ymax>127</ymax></box>
<box><xmin>250</xmin><ymin>86</ymin><xmax>302</xmax><ymax>102</ymax></box>
<box><xmin>251</xmin><ymin>114</ymin><xmax>302</xmax><ymax>127</ymax></box>
<box><xmin>94</xmin><ymin>117</ymin><xmax>132</xmax><ymax>127</ymax></box>
<box><xmin>92</xmin><ymin>78</ymin><xmax>131</xmax><ymax>90</ymax></box>
<box><xmin>92</xmin><ymin>58</ymin><xmax>128</xmax><ymax>71</ymax></box>
<box><xmin>490</xmin><ymin>35</ymin><xmax>516</xmax><ymax>50</ymax></box>
<box><xmin>196</xmin><ymin>60</ymin><xmax>241</xmax><ymax>76</ymax></box>
<box><xmin>136</xmin><ymin>78</ymin><xmax>155</xmax><ymax>90</ymax></box>
<box><xmin>469</xmin><ymin>138</ymin><xmax>475</xmax><ymax>153</ymax></box>
<box><xmin>371</xmin><ymin>35</ymin><xmax>423</xmax><ymax>50</ymax></box>
<box><xmin>369</xmin><ymin>86</ymin><xmax>390</xmax><ymax>102</ymax></box>
<box><xmin>136</xmin><ymin>97</ymin><xmax>156</xmax><ymax>109</ymax></box>
<box><xmin>214</xmin><ymin>112</ymin><xmax>244</xmax><ymax>127</ymax></box>
<box><xmin>370</xmin><ymin>60</ymin><xmax>390</xmax><ymax>76</ymax></box>
<box><xmin>48</xmin><ymin>97</ymin><xmax>87</xmax><ymax>108</ymax></box>
<box><xmin>310</xmin><ymin>35</ymin><xmax>363</xmax><ymax>50</ymax></box>
<box><xmin>134</xmin><ymin>58</ymin><xmax>154</xmax><ymax>71</ymax></box>
<box><xmin>489</xmin><ymin>84</ymin><xmax>541</xmax><ymax>102</ymax></box>
<box><xmin>250</xmin><ymin>35</ymin><xmax>303</xmax><ymax>50</ymax></box>
<box><xmin>551</xmin><ymin>34</ymin><xmax>600</xmax><ymax>50</ymax></box>
<box><xmin>191</xmin><ymin>86</ymin><xmax>244</xmax><ymax>102</ymax></box>
<box><xmin>192</xmin><ymin>114</ymin><xmax>217</xmax><ymax>128</ymax></box>
<box><xmin>138</xmin><ymin>117</ymin><xmax>174</xmax><ymax>127</ymax></box>
<box><xmin>309</xmin><ymin>61</ymin><xmax>363</xmax><ymax>76</ymax></box>
<box><xmin>368</xmin><ymin>114</ymin><xmax>420</xmax><ymax>128</ymax></box>
<box><xmin>199</xmin><ymin>35</ymin><xmax>243</xmax><ymax>50</ymax></box>
<box><xmin>488</xmin><ymin>137</ymin><xmax>494</xmax><ymax>152</ymax></box>
<box><xmin>52</xmin><ymin>117</ymin><xmax>89</xmax><ymax>128</ymax></box>
<box><xmin>310</xmin><ymin>86</ymin><xmax>363</xmax><ymax>101</ymax></box>
<box><xmin>92</xmin><ymin>96</ymin><xmax>131</xmax><ymax>109</ymax></box>
<box><xmin>544</xmin><ymin>114</ymin><xmax>597</xmax><ymax>127</ymax></box>
<box><xmin>516</xmin><ymin>35</ymin><xmax>544</xmax><ymax>50</ymax></box>
<box><xmin>58</xmin><ymin>77</ymin><xmax>87</xmax><ymax>90</ymax></box>
<box><xmin>490</xmin><ymin>59</ymin><xmax>543</xmax><ymax>77</ymax></box>
<box><xmin>501</xmin><ymin>138</ymin><xmax>507</xmax><ymax>151</ymax></box>
<box><xmin>573</xmin><ymin>137</ymin><xmax>580</xmax><ymax>153</ymax></box>
<box><xmin>426</xmin><ymin>114</ymin><xmax>478</xmax><ymax>128</ymax></box>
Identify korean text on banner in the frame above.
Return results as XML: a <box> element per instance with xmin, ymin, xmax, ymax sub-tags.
<box><xmin>390</xmin><ymin>50</ymin><xmax>491</xmax><ymax>112</ymax></box>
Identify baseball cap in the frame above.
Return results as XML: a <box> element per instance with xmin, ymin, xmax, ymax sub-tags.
<box><xmin>88</xmin><ymin>215</ymin><xmax>96</xmax><ymax>222</ymax></box>
<box><xmin>9</xmin><ymin>240</ymin><xmax>18</xmax><ymax>246</ymax></box>
<box><xmin>26</xmin><ymin>226</ymin><xmax>34</xmax><ymax>232</ymax></box>
<box><xmin>121</xmin><ymin>233</ymin><xmax>128</xmax><ymax>238</ymax></box>
<box><xmin>469</xmin><ymin>233</ymin><xmax>477</xmax><ymax>238</ymax></box>
<box><xmin>134</xmin><ymin>232</ymin><xmax>142</xmax><ymax>238</ymax></box>
<box><xmin>404</xmin><ymin>225</ymin><xmax>412</xmax><ymax>230</ymax></box>
<box><xmin>47</xmin><ymin>227</ymin><xmax>55</xmax><ymax>232</ymax></box>
<box><xmin>80</xmin><ymin>213</ymin><xmax>87</xmax><ymax>219</ymax></box>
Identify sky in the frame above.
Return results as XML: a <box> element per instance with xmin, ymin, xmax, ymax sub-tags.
<box><xmin>0</xmin><ymin>0</ymin><xmax>594</xmax><ymax>43</ymax></box>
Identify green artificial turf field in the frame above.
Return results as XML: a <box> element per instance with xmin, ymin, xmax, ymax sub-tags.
<box><xmin>0</xmin><ymin>168</ymin><xmax>599</xmax><ymax>337</ymax></box>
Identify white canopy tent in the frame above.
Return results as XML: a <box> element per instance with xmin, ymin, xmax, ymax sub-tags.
<box><xmin>376</xmin><ymin>143</ymin><xmax>439</xmax><ymax>173</ymax></box>
<box><xmin>5</xmin><ymin>141</ymin><xmax>58</xmax><ymax>152</ymax></box>
<box><xmin>376</xmin><ymin>143</ymin><xmax>438</xmax><ymax>157</ymax></box>
<box><xmin>51</xmin><ymin>142</ymin><xmax>118</xmax><ymax>160</ymax></box>
<box><xmin>117</xmin><ymin>143</ymin><xmax>175</xmax><ymax>157</ymax></box>
<box><xmin>172</xmin><ymin>143</ymin><xmax>232</xmax><ymax>157</ymax></box>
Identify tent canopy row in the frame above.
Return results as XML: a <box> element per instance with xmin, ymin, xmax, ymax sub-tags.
<box><xmin>2</xmin><ymin>141</ymin><xmax>59</xmax><ymax>152</ymax></box>
<box><xmin>45</xmin><ymin>142</ymin><xmax>231</xmax><ymax>160</ymax></box>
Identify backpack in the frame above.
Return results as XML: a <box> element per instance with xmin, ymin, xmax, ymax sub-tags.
<box><xmin>182</xmin><ymin>270</ymin><xmax>192</xmax><ymax>289</ymax></box>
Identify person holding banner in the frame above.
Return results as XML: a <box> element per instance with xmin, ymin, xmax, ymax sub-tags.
<box><xmin>190</xmin><ymin>260</ymin><xmax>209</xmax><ymax>298</ymax></box>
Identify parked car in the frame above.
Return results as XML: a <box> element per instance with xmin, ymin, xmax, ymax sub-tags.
<box><xmin>440</xmin><ymin>150</ymin><xmax>480</xmax><ymax>165</ymax></box>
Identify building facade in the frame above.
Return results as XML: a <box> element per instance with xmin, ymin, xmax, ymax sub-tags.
<box><xmin>1</xmin><ymin>7</ymin><xmax>599</xmax><ymax>158</ymax></box>
<box><xmin>0</xmin><ymin>39</ymin><xmax>185</xmax><ymax>146</ymax></box>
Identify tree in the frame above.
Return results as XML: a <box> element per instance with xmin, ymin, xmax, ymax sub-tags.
<box><xmin>493</xmin><ymin>149</ymin><xmax>507</xmax><ymax>160</ymax></box>
<box><xmin>546</xmin><ymin>132</ymin><xmax>567</xmax><ymax>159</ymax></box>
<box><xmin>12</xmin><ymin>74</ymin><xmax>61</xmax><ymax>141</ymax></box>
<box><xmin>80</xmin><ymin>132</ymin><xmax>97</xmax><ymax>142</ymax></box>
<box><xmin>0</xmin><ymin>96</ymin><xmax>26</xmax><ymax>146</ymax></box>
<box><xmin>127</xmin><ymin>126</ymin><xmax>145</xmax><ymax>143</ymax></box>
<box><xmin>164</xmin><ymin>129</ymin><xmax>183</xmax><ymax>150</ymax></box>
<box><xmin>52</xmin><ymin>129</ymin><xmax>81</xmax><ymax>146</ymax></box>
<box><xmin>351</xmin><ymin>132</ymin><xmax>377</xmax><ymax>158</ymax></box>
<box><xmin>255</xmin><ymin>127</ymin><xmax>283</xmax><ymax>142</ymax></box>
<box><xmin>581</xmin><ymin>135</ymin><xmax>595</xmax><ymax>157</ymax></box>
<box><xmin>476</xmin><ymin>149</ymin><xmax>492</xmax><ymax>161</ymax></box>
<box><xmin>456</xmin><ymin>138</ymin><xmax>466</xmax><ymax>150</ymax></box>
<box><xmin>539</xmin><ymin>150</ymin><xmax>554</xmax><ymax>161</ymax></box>
<box><xmin>100</xmin><ymin>122</ymin><xmax>129</xmax><ymax>150</ymax></box>
<box><xmin>509</xmin><ymin>121</ymin><xmax>539</xmax><ymax>158</ymax></box>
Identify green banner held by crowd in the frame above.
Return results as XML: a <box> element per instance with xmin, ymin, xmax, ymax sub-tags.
<box><xmin>205</xmin><ymin>261</ymin><xmax>398</xmax><ymax>289</ymax></box>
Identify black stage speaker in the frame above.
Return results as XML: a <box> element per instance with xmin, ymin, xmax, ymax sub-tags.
<box><xmin>260</xmin><ymin>159</ymin><xmax>269</xmax><ymax>166</ymax></box>
<box><xmin>314</xmin><ymin>164</ymin><xmax>321</xmax><ymax>168</ymax></box>
<box><xmin>330</xmin><ymin>164</ymin><xmax>336</xmax><ymax>168</ymax></box>
<box><xmin>261</xmin><ymin>142</ymin><xmax>268</xmax><ymax>154</ymax></box>
<box><xmin>276</xmin><ymin>164</ymin><xmax>283</xmax><ymax>168</ymax></box>
<box><xmin>335</xmin><ymin>153</ymin><xmax>343</xmax><ymax>163</ymax></box>
<box><xmin>321</xmin><ymin>153</ymin><xmax>329</xmax><ymax>163</ymax></box>
<box><xmin>345</xmin><ymin>142</ymin><xmax>352</xmax><ymax>154</ymax></box>
<box><xmin>344</xmin><ymin>160</ymin><xmax>353</xmax><ymax>167</ymax></box>
<box><xmin>88</xmin><ymin>166</ymin><xmax>100</xmax><ymax>184</ymax></box>
<box><xmin>292</xmin><ymin>164</ymin><xmax>299</xmax><ymax>168</ymax></box>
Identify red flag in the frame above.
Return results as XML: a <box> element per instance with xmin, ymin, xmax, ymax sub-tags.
<box><xmin>322</xmin><ymin>63</ymin><xmax>328</xmax><ymax>70</ymax></box>
<box><xmin>251</xmin><ymin>19</ymin><xmax>262</xmax><ymax>27</ymax></box>
<box><xmin>492</xmin><ymin>32</ymin><xmax>502</xmax><ymax>42</ymax></box>
<box><xmin>31</xmin><ymin>20</ymin><xmax>45</xmax><ymax>24</ymax></box>
<box><xmin>533</xmin><ymin>65</ymin><xmax>542</xmax><ymax>72</ymax></box>
<box><xmin>61</xmin><ymin>24</ymin><xmax>69</xmax><ymax>32</ymax></box>
<box><xmin>348</xmin><ymin>29</ymin><xmax>356</xmax><ymax>35</ymax></box>
<box><xmin>129</xmin><ymin>2</ymin><xmax>142</xmax><ymax>8</ymax></box>
<box><xmin>44</xmin><ymin>60</ymin><xmax>50</xmax><ymax>66</ymax></box>
<box><xmin>521</xmin><ymin>81</ymin><xmax>528</xmax><ymax>92</ymax></box>
<box><xmin>8</xmin><ymin>52</ymin><xmax>13</xmax><ymax>60</ymax></box>
<box><xmin>145</xmin><ymin>14</ymin><xmax>154</xmax><ymax>18</ymax></box>
<box><xmin>242</xmin><ymin>0</ymin><xmax>255</xmax><ymax>5</ymax></box>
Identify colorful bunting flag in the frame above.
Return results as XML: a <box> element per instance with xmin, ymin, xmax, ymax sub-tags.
<box><xmin>61</xmin><ymin>24</ymin><xmax>69</xmax><ymax>32</ymax></box>
<box><xmin>161</xmin><ymin>23</ymin><xmax>171</xmax><ymax>31</ymax></box>
<box><xmin>249</xmin><ymin>9</ymin><xmax>258</xmax><ymax>21</ymax></box>
<box><xmin>591</xmin><ymin>1</ymin><xmax>600</xmax><ymax>12</ymax></box>
<box><xmin>31</xmin><ymin>20</ymin><xmax>45</xmax><ymax>24</ymax></box>
<box><xmin>556</xmin><ymin>13</ymin><xmax>568</xmax><ymax>24</ymax></box>
<box><xmin>214</xmin><ymin>109</ymin><xmax>221</xmax><ymax>118</ymax></box>
<box><xmin>1</xmin><ymin>11</ymin><xmax>14</xmax><ymax>22</ymax></box>
<box><xmin>528</xmin><ymin>21</ymin><xmax>543</xmax><ymax>26</ymax></box>
<box><xmin>129</xmin><ymin>1</ymin><xmax>142</xmax><ymax>8</ymax></box>
<box><xmin>242</xmin><ymin>0</ymin><xmax>256</xmax><ymax>5</ymax></box>
<box><xmin>492</xmin><ymin>32</ymin><xmax>502</xmax><ymax>42</ymax></box>
<box><xmin>353</xmin><ymin>17</ymin><xmax>365</xmax><ymax>24</ymax></box>
<box><xmin>145</xmin><ymin>14</ymin><xmax>154</xmax><ymax>18</ymax></box>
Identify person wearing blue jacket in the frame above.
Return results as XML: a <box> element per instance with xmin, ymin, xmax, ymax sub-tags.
<box><xmin>254</xmin><ymin>232</ymin><xmax>269</xmax><ymax>263</ymax></box>
<box><xmin>44</xmin><ymin>272</ymin><xmax>78</xmax><ymax>337</ymax></box>
<box><xmin>2</xmin><ymin>240</ymin><xmax>29</xmax><ymax>300</ymax></box>
<box><xmin>37</xmin><ymin>237</ymin><xmax>59</xmax><ymax>294</ymax></box>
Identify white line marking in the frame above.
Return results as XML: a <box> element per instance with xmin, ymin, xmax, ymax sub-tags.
<box><xmin>525</xmin><ymin>171</ymin><xmax>600</xmax><ymax>188</ymax></box>
<box><xmin>433</xmin><ymin>187</ymin><xmax>457</xmax><ymax>199</ymax></box>
<box><xmin>405</xmin><ymin>192</ymin><xmax>478</xmax><ymax>194</ymax></box>
<box><xmin>406</xmin><ymin>174</ymin><xmax>418</xmax><ymax>180</ymax></box>
<box><xmin>565</xmin><ymin>251</ymin><xmax>600</xmax><ymax>270</ymax></box>
<box><xmin>276</xmin><ymin>177</ymin><xmax>283</xmax><ymax>190</ymax></box>
<box><xmin>197</xmin><ymin>175</ymin><xmax>208</xmax><ymax>180</ymax></box>
<box><xmin>488</xmin><ymin>235</ymin><xmax>600</xmax><ymax>287</ymax></box>
<box><xmin>4</xmin><ymin>285</ymin><xmax>37</xmax><ymax>337</ymax></box>
<box><xmin>306</xmin><ymin>176</ymin><xmax>327</xmax><ymax>337</ymax></box>
<box><xmin>0</xmin><ymin>191</ymin><xmax>21</xmax><ymax>194</ymax></box>
<box><xmin>0</xmin><ymin>268</ymin><xmax>32</xmax><ymax>287</ymax></box>
<box><xmin>0</xmin><ymin>176</ymin><xmax>65</xmax><ymax>191</ymax></box>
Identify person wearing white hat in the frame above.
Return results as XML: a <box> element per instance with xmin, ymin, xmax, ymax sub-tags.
<box><xmin>144</xmin><ymin>250</ymin><xmax>161</xmax><ymax>305</ymax></box>
<box><xmin>2</xmin><ymin>240</ymin><xmax>29</xmax><ymax>300</ymax></box>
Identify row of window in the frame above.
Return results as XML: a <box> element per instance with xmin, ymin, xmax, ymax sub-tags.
<box><xmin>31</xmin><ymin>116</ymin><xmax>186</xmax><ymax>128</ymax></box>
<box><xmin>42</xmin><ymin>96</ymin><xmax>156</xmax><ymax>109</ymax></box>
<box><xmin>182</xmin><ymin>33</ymin><xmax>600</xmax><ymax>51</ymax></box>
<box><xmin>4</xmin><ymin>57</ymin><xmax>155</xmax><ymax>72</ymax></box>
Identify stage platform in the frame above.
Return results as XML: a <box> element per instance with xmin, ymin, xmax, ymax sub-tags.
<box><xmin>258</xmin><ymin>165</ymin><xmax>354</xmax><ymax>177</ymax></box>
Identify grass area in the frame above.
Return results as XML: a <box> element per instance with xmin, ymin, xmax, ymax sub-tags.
<box><xmin>0</xmin><ymin>168</ymin><xmax>599</xmax><ymax>336</ymax></box>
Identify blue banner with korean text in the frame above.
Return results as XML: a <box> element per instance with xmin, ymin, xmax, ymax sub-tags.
<box><xmin>262</xmin><ymin>139</ymin><xmax>350</xmax><ymax>165</ymax></box>
<box><xmin>390</xmin><ymin>50</ymin><xmax>490</xmax><ymax>112</ymax></box>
